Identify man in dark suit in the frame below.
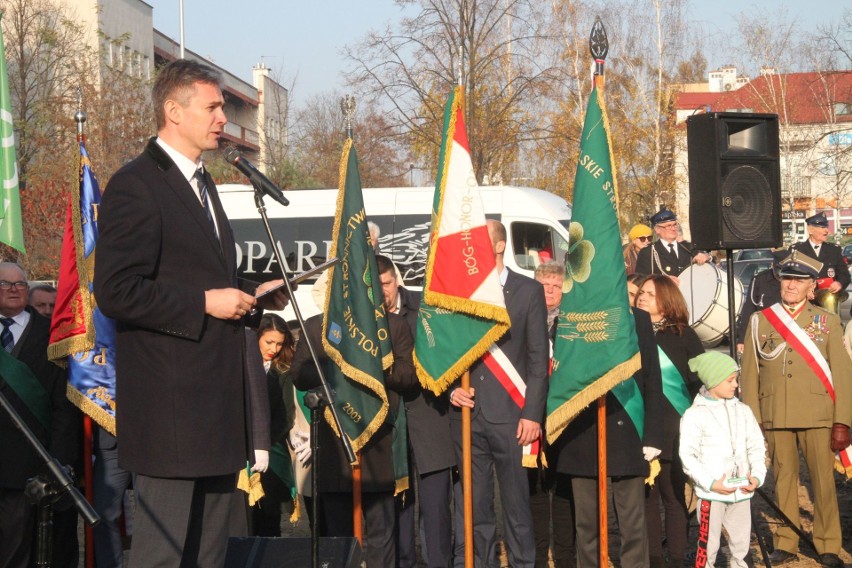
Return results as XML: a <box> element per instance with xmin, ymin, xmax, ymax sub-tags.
<box><xmin>635</xmin><ymin>208</ymin><xmax>710</xmax><ymax>280</ymax></box>
<box><xmin>94</xmin><ymin>59</ymin><xmax>285</xmax><ymax>567</ymax></box>
<box><xmin>0</xmin><ymin>262</ymin><xmax>80</xmax><ymax>568</ymax></box>
<box><xmin>791</xmin><ymin>212</ymin><xmax>850</xmax><ymax>296</ymax></box>
<box><xmin>291</xmin><ymin>311</ymin><xmax>418</xmax><ymax>568</ymax></box>
<box><xmin>449</xmin><ymin>220</ymin><xmax>549</xmax><ymax>567</ymax></box>
<box><xmin>377</xmin><ymin>254</ymin><xmax>455</xmax><ymax>568</ymax></box>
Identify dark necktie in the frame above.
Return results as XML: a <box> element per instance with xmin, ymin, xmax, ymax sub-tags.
<box><xmin>668</xmin><ymin>242</ymin><xmax>677</xmax><ymax>258</ymax></box>
<box><xmin>194</xmin><ymin>169</ymin><xmax>218</xmax><ymax>239</ymax></box>
<box><xmin>813</xmin><ymin>244</ymin><xmax>820</xmax><ymax>256</ymax></box>
<box><xmin>1</xmin><ymin>317</ymin><xmax>15</xmax><ymax>352</ymax></box>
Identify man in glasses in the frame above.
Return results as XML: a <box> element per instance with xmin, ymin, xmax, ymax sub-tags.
<box><xmin>623</xmin><ymin>223</ymin><xmax>653</xmax><ymax>276</ymax></box>
<box><xmin>635</xmin><ymin>208</ymin><xmax>710</xmax><ymax>281</ymax></box>
<box><xmin>0</xmin><ymin>262</ymin><xmax>80</xmax><ymax>567</ymax></box>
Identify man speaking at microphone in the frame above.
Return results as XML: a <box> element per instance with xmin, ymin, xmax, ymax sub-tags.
<box><xmin>94</xmin><ymin>59</ymin><xmax>287</xmax><ymax>567</ymax></box>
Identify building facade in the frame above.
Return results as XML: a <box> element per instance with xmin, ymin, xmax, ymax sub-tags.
<box><xmin>63</xmin><ymin>0</ymin><xmax>287</xmax><ymax>169</ymax></box>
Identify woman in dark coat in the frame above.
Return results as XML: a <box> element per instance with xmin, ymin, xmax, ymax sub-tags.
<box><xmin>251</xmin><ymin>314</ymin><xmax>299</xmax><ymax>537</ymax></box>
<box><xmin>636</xmin><ymin>274</ymin><xmax>704</xmax><ymax>568</ymax></box>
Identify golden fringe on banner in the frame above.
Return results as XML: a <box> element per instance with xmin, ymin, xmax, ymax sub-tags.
<box><xmin>320</xmin><ymin>137</ymin><xmax>390</xmax><ymax>454</ymax></box>
<box><xmin>395</xmin><ymin>475</ymin><xmax>409</xmax><ymax>497</ymax></box>
<box><xmin>546</xmin><ymin>351</ymin><xmax>641</xmax><ymax>444</ymax></box>
<box><xmin>835</xmin><ymin>457</ymin><xmax>852</xmax><ymax>479</ymax></box>
<box><xmin>66</xmin><ymin>383</ymin><xmax>115</xmax><ymax>435</ymax></box>
<box><xmin>413</xmin><ymin>322</ymin><xmax>508</xmax><ymax>396</ymax></box>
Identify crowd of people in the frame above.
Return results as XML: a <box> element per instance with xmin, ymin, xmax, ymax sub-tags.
<box><xmin>1</xmin><ymin>58</ymin><xmax>851</xmax><ymax>568</ymax></box>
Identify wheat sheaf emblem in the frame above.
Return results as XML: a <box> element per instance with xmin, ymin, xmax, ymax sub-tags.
<box><xmin>557</xmin><ymin>307</ymin><xmax>620</xmax><ymax>343</ymax></box>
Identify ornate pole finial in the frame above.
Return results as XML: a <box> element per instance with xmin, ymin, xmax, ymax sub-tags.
<box><xmin>340</xmin><ymin>94</ymin><xmax>356</xmax><ymax>139</ymax></box>
<box><xmin>74</xmin><ymin>88</ymin><xmax>87</xmax><ymax>143</ymax></box>
<box><xmin>589</xmin><ymin>17</ymin><xmax>608</xmax><ymax>78</ymax></box>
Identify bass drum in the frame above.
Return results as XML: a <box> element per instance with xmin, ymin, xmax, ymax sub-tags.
<box><xmin>678</xmin><ymin>264</ymin><xmax>743</xmax><ymax>348</ymax></box>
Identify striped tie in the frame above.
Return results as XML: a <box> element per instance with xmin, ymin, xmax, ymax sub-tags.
<box><xmin>1</xmin><ymin>317</ymin><xmax>15</xmax><ymax>352</ymax></box>
<box><xmin>194</xmin><ymin>169</ymin><xmax>218</xmax><ymax>239</ymax></box>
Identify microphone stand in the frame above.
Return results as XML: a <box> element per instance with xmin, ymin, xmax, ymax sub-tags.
<box><xmin>249</xmin><ymin>189</ymin><xmax>356</xmax><ymax>568</ymax></box>
<box><xmin>303</xmin><ymin>388</ymin><xmax>327</xmax><ymax>568</ymax></box>
<box><xmin>0</xmin><ymin>381</ymin><xmax>100</xmax><ymax>568</ymax></box>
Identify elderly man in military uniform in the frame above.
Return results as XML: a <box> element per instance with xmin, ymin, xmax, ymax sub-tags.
<box><xmin>791</xmin><ymin>212</ymin><xmax>851</xmax><ymax>298</ymax></box>
<box><xmin>634</xmin><ymin>208</ymin><xmax>710</xmax><ymax>281</ymax></box>
<box><xmin>741</xmin><ymin>252</ymin><xmax>852</xmax><ymax>568</ymax></box>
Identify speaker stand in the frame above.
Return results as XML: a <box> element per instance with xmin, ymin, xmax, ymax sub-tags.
<box><xmin>726</xmin><ymin>250</ymin><xmax>737</xmax><ymax>359</ymax></box>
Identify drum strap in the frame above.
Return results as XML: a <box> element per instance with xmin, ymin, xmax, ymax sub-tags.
<box><xmin>610</xmin><ymin>376</ymin><xmax>644</xmax><ymax>438</ymax></box>
<box><xmin>658</xmin><ymin>346</ymin><xmax>691</xmax><ymax>416</ymax></box>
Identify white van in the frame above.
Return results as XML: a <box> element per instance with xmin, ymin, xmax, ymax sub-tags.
<box><xmin>218</xmin><ymin>184</ymin><xmax>572</xmax><ymax>320</ymax></box>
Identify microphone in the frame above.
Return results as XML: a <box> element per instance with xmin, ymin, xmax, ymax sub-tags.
<box><xmin>223</xmin><ymin>147</ymin><xmax>289</xmax><ymax>207</ymax></box>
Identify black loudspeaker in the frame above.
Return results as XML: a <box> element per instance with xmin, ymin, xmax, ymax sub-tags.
<box><xmin>686</xmin><ymin>112</ymin><xmax>782</xmax><ymax>250</ymax></box>
<box><xmin>224</xmin><ymin>537</ymin><xmax>362</xmax><ymax>568</ymax></box>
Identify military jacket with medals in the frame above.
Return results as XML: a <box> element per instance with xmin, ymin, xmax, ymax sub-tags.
<box><xmin>740</xmin><ymin>301</ymin><xmax>852</xmax><ymax>431</ymax></box>
<box><xmin>635</xmin><ymin>239</ymin><xmax>695</xmax><ymax>277</ymax></box>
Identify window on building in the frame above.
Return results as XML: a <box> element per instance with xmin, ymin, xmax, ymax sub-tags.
<box><xmin>834</xmin><ymin>102</ymin><xmax>852</xmax><ymax>116</ymax></box>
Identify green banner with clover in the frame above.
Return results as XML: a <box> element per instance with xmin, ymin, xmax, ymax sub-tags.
<box><xmin>545</xmin><ymin>85</ymin><xmax>641</xmax><ymax>444</ymax></box>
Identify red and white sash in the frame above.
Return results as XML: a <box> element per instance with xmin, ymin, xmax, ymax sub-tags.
<box><xmin>481</xmin><ymin>345</ymin><xmax>541</xmax><ymax>467</ymax></box>
<box><xmin>763</xmin><ymin>304</ymin><xmax>851</xmax><ymax>472</ymax></box>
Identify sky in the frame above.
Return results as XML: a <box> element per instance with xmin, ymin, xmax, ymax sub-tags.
<box><xmin>145</xmin><ymin>0</ymin><xmax>847</xmax><ymax>105</ymax></box>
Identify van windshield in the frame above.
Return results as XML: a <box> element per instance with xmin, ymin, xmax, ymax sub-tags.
<box><xmin>510</xmin><ymin>221</ymin><xmax>570</xmax><ymax>271</ymax></box>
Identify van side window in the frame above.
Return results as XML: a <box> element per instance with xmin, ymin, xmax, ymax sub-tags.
<box><xmin>510</xmin><ymin>222</ymin><xmax>568</xmax><ymax>270</ymax></box>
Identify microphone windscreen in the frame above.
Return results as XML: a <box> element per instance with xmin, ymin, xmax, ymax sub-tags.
<box><xmin>223</xmin><ymin>146</ymin><xmax>240</xmax><ymax>164</ymax></box>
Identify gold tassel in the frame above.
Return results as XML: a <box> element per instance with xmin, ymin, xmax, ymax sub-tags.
<box><xmin>289</xmin><ymin>495</ymin><xmax>301</xmax><ymax>524</ymax></box>
<box><xmin>645</xmin><ymin>458</ymin><xmax>661</xmax><ymax>486</ymax></box>
<box><xmin>237</xmin><ymin>470</ymin><xmax>265</xmax><ymax>506</ymax></box>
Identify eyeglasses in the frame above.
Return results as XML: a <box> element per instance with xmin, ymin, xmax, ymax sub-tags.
<box><xmin>636</xmin><ymin>236</ymin><xmax>651</xmax><ymax>242</ymax></box>
<box><xmin>657</xmin><ymin>222</ymin><xmax>678</xmax><ymax>230</ymax></box>
<box><xmin>0</xmin><ymin>280</ymin><xmax>28</xmax><ymax>291</ymax></box>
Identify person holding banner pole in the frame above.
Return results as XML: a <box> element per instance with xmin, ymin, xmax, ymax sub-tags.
<box><xmin>449</xmin><ymin>220</ymin><xmax>549</xmax><ymax>568</ymax></box>
<box><xmin>291</xmin><ymin>312</ymin><xmax>417</xmax><ymax>567</ymax></box>
<box><xmin>740</xmin><ymin>252</ymin><xmax>851</xmax><ymax>568</ymax></box>
<box><xmin>636</xmin><ymin>274</ymin><xmax>704</xmax><ymax>568</ymax></box>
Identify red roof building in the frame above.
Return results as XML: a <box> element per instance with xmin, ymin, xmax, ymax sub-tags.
<box><xmin>670</xmin><ymin>68</ymin><xmax>852</xmax><ymax>239</ymax></box>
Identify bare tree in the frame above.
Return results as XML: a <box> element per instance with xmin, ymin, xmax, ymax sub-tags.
<box><xmin>345</xmin><ymin>0</ymin><xmax>554</xmax><ymax>185</ymax></box>
<box><xmin>291</xmin><ymin>91</ymin><xmax>410</xmax><ymax>189</ymax></box>
<box><xmin>1</xmin><ymin>0</ymin><xmax>154</xmax><ymax>277</ymax></box>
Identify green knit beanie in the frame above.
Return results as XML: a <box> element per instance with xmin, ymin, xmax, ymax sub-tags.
<box><xmin>688</xmin><ymin>352</ymin><xmax>739</xmax><ymax>390</ymax></box>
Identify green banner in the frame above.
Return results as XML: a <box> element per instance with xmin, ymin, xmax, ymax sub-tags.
<box><xmin>546</xmin><ymin>84</ymin><xmax>641</xmax><ymax>444</ymax></box>
<box><xmin>322</xmin><ymin>139</ymin><xmax>393</xmax><ymax>454</ymax></box>
<box><xmin>0</xmin><ymin>16</ymin><xmax>25</xmax><ymax>253</ymax></box>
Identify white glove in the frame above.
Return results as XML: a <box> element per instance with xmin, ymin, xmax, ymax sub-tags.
<box><xmin>290</xmin><ymin>430</ymin><xmax>312</xmax><ymax>466</ymax></box>
<box><xmin>642</xmin><ymin>446</ymin><xmax>661</xmax><ymax>462</ymax></box>
<box><xmin>251</xmin><ymin>449</ymin><xmax>269</xmax><ymax>473</ymax></box>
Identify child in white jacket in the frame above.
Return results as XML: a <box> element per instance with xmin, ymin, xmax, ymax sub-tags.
<box><xmin>680</xmin><ymin>352</ymin><xmax>766</xmax><ymax>568</ymax></box>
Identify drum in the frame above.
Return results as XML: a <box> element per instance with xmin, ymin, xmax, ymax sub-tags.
<box><xmin>678</xmin><ymin>264</ymin><xmax>744</xmax><ymax>347</ymax></box>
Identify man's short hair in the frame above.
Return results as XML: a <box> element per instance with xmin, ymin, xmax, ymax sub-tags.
<box><xmin>367</xmin><ymin>221</ymin><xmax>381</xmax><ymax>240</ymax></box>
<box><xmin>375</xmin><ymin>254</ymin><xmax>396</xmax><ymax>277</ymax></box>
<box><xmin>152</xmin><ymin>59</ymin><xmax>223</xmax><ymax>129</ymax></box>
<box><xmin>534</xmin><ymin>261</ymin><xmax>565</xmax><ymax>280</ymax></box>
<box><xmin>487</xmin><ymin>219</ymin><xmax>507</xmax><ymax>244</ymax></box>
<box><xmin>0</xmin><ymin>261</ymin><xmax>27</xmax><ymax>281</ymax></box>
<box><xmin>28</xmin><ymin>284</ymin><xmax>57</xmax><ymax>301</ymax></box>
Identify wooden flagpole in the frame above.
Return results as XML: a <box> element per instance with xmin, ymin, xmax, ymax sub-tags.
<box><xmin>590</xmin><ymin>17</ymin><xmax>609</xmax><ymax>568</ymax></box>
<box><xmin>353</xmin><ymin>454</ymin><xmax>363</xmax><ymax>545</ymax></box>
<box><xmin>83</xmin><ymin>416</ymin><xmax>94</xmax><ymax>568</ymax></box>
<box><xmin>462</xmin><ymin>370</ymin><xmax>474</xmax><ymax>567</ymax></box>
